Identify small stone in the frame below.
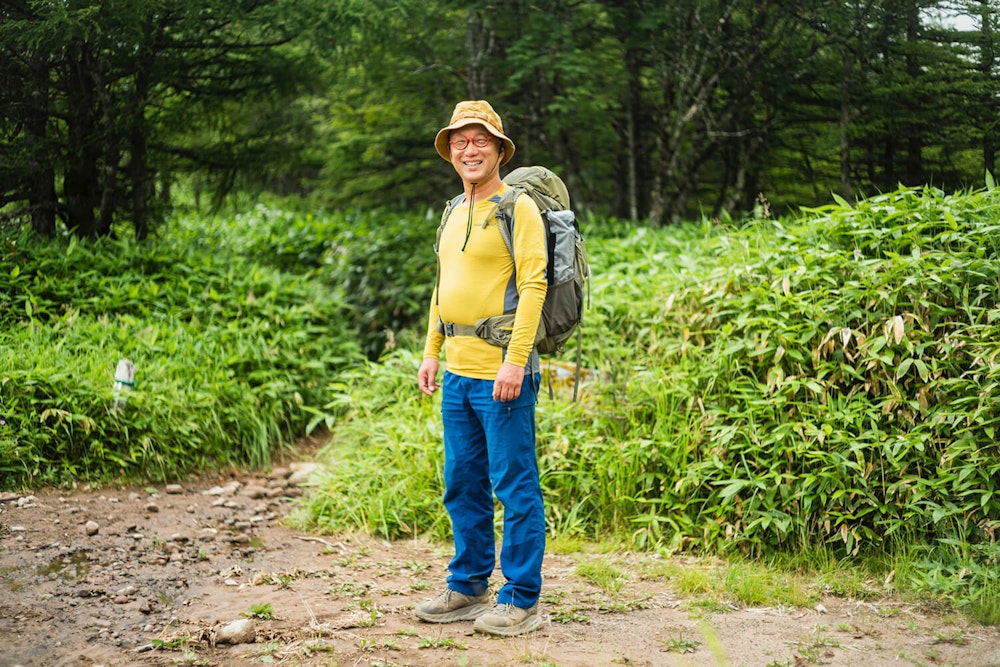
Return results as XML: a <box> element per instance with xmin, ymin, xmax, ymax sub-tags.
<box><xmin>113</xmin><ymin>595</ymin><xmax>130</xmax><ymax>605</ymax></box>
<box><xmin>117</xmin><ymin>585</ymin><xmax>138</xmax><ymax>596</ymax></box>
<box><xmin>203</xmin><ymin>481</ymin><xmax>240</xmax><ymax>496</ymax></box>
<box><xmin>217</xmin><ymin>618</ymin><xmax>254</xmax><ymax>644</ymax></box>
<box><xmin>84</xmin><ymin>521</ymin><xmax>100</xmax><ymax>536</ymax></box>
<box><xmin>144</xmin><ymin>503</ymin><xmax>160</xmax><ymax>513</ymax></box>
<box><xmin>815</xmin><ymin>603</ymin><xmax>827</xmax><ymax>614</ymax></box>
<box><xmin>164</xmin><ymin>484</ymin><xmax>184</xmax><ymax>494</ymax></box>
<box><xmin>242</xmin><ymin>485</ymin><xmax>269</xmax><ymax>500</ymax></box>
<box><xmin>288</xmin><ymin>463</ymin><xmax>320</xmax><ymax>486</ymax></box>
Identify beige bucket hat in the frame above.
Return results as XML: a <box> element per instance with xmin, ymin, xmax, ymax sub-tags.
<box><xmin>434</xmin><ymin>100</ymin><xmax>515</xmax><ymax>166</ymax></box>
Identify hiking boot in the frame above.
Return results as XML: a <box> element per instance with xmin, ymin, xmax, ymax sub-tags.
<box><xmin>414</xmin><ymin>589</ymin><xmax>493</xmax><ymax>623</ymax></box>
<box><xmin>472</xmin><ymin>603</ymin><xmax>544</xmax><ymax>636</ymax></box>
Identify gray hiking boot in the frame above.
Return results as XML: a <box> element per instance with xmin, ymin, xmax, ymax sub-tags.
<box><xmin>414</xmin><ymin>589</ymin><xmax>493</xmax><ymax>623</ymax></box>
<box><xmin>472</xmin><ymin>602</ymin><xmax>544</xmax><ymax>636</ymax></box>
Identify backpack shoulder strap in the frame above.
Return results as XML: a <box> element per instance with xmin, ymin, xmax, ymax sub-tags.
<box><xmin>434</xmin><ymin>193</ymin><xmax>466</xmax><ymax>307</ymax></box>
<box><xmin>437</xmin><ymin>194</ymin><xmax>465</xmax><ymax>249</ymax></box>
<box><xmin>492</xmin><ymin>187</ymin><xmax>524</xmax><ymax>258</ymax></box>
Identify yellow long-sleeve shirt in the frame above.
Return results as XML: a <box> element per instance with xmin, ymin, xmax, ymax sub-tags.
<box><xmin>423</xmin><ymin>184</ymin><xmax>548</xmax><ymax>379</ymax></box>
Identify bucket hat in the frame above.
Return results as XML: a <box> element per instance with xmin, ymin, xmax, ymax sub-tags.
<box><xmin>434</xmin><ymin>100</ymin><xmax>515</xmax><ymax>166</ymax></box>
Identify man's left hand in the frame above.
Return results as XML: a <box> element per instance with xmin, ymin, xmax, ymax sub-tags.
<box><xmin>493</xmin><ymin>361</ymin><xmax>525</xmax><ymax>402</ymax></box>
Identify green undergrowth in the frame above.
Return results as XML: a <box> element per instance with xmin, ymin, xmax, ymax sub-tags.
<box><xmin>294</xmin><ymin>182</ymin><xmax>1000</xmax><ymax>623</ymax></box>
<box><xmin>0</xmin><ymin>219</ymin><xmax>363</xmax><ymax>487</ymax></box>
<box><xmin>4</xmin><ymin>183</ymin><xmax>999</xmax><ymax>622</ymax></box>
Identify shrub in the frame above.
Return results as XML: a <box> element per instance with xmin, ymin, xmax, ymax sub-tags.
<box><xmin>0</xmin><ymin>221</ymin><xmax>362</xmax><ymax>487</ymax></box>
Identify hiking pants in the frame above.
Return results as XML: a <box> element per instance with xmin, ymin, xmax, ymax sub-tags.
<box><xmin>441</xmin><ymin>370</ymin><xmax>546</xmax><ymax>608</ymax></box>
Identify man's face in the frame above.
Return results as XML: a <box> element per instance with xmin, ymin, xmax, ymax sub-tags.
<box><xmin>449</xmin><ymin>123</ymin><xmax>502</xmax><ymax>184</ymax></box>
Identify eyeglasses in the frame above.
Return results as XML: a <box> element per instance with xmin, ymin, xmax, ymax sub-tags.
<box><xmin>449</xmin><ymin>134</ymin><xmax>494</xmax><ymax>150</ymax></box>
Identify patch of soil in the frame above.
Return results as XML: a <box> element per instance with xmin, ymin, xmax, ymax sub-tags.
<box><xmin>1</xmin><ymin>454</ymin><xmax>998</xmax><ymax>667</ymax></box>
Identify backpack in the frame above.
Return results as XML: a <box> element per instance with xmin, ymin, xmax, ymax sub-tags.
<box><xmin>435</xmin><ymin>166</ymin><xmax>590</xmax><ymax>397</ymax></box>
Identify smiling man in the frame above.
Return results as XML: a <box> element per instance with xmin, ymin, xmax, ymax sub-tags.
<box><xmin>415</xmin><ymin>100</ymin><xmax>548</xmax><ymax>636</ymax></box>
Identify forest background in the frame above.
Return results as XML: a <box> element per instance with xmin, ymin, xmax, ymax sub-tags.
<box><xmin>2</xmin><ymin>0</ymin><xmax>1000</xmax><ymax>630</ymax></box>
<box><xmin>0</xmin><ymin>0</ymin><xmax>997</xmax><ymax>237</ymax></box>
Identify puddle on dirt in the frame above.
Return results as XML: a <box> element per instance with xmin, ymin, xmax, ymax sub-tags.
<box><xmin>36</xmin><ymin>552</ymin><xmax>91</xmax><ymax>581</ymax></box>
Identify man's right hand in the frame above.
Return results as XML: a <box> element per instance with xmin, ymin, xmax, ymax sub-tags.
<box><xmin>418</xmin><ymin>358</ymin><xmax>440</xmax><ymax>396</ymax></box>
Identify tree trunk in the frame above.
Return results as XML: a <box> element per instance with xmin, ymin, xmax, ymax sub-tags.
<box><xmin>64</xmin><ymin>40</ymin><xmax>102</xmax><ymax>237</ymax></box>
<box><xmin>130</xmin><ymin>64</ymin><xmax>152</xmax><ymax>240</ymax></box>
<box><xmin>624</xmin><ymin>46</ymin><xmax>644</xmax><ymax>221</ymax></box>
<box><xmin>465</xmin><ymin>8</ymin><xmax>494</xmax><ymax>100</ymax></box>
<box><xmin>839</xmin><ymin>49</ymin><xmax>854</xmax><ymax>201</ymax></box>
<box><xmin>904</xmin><ymin>3</ymin><xmax>922</xmax><ymax>184</ymax></box>
<box><xmin>981</xmin><ymin>0</ymin><xmax>998</xmax><ymax>177</ymax></box>
<box><xmin>25</xmin><ymin>82</ymin><xmax>56</xmax><ymax>237</ymax></box>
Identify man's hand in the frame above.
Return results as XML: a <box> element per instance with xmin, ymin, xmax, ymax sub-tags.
<box><xmin>418</xmin><ymin>358</ymin><xmax>440</xmax><ymax>396</ymax></box>
<box><xmin>493</xmin><ymin>361</ymin><xmax>525</xmax><ymax>402</ymax></box>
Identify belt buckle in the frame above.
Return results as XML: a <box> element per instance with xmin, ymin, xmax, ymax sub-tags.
<box><xmin>444</xmin><ymin>322</ymin><xmax>455</xmax><ymax>337</ymax></box>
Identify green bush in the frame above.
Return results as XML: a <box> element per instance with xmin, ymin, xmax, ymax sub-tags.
<box><xmin>170</xmin><ymin>203</ymin><xmax>439</xmax><ymax>360</ymax></box>
<box><xmin>0</xmin><ymin>223</ymin><xmax>362</xmax><ymax>487</ymax></box>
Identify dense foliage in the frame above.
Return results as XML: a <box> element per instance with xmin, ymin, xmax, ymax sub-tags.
<box><xmin>0</xmin><ymin>215</ymin><xmax>364</xmax><ymax>486</ymax></box>
<box><xmin>297</xmin><ymin>182</ymin><xmax>1000</xmax><ymax>622</ymax></box>
<box><xmin>3</xmin><ymin>183</ymin><xmax>999</xmax><ymax>619</ymax></box>
<box><xmin>0</xmin><ymin>0</ymin><xmax>347</xmax><ymax>237</ymax></box>
<box><xmin>1</xmin><ymin>1</ymin><xmax>996</xmax><ymax>235</ymax></box>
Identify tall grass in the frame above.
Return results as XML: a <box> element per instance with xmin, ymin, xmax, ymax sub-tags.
<box><xmin>0</xmin><ymin>216</ymin><xmax>363</xmax><ymax>487</ymax></box>
<box><xmin>295</xmin><ymin>183</ymin><xmax>1000</xmax><ymax>619</ymax></box>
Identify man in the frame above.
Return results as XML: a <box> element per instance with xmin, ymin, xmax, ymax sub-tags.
<box><xmin>415</xmin><ymin>100</ymin><xmax>548</xmax><ymax>637</ymax></box>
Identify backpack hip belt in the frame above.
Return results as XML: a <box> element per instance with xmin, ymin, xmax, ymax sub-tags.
<box><xmin>440</xmin><ymin>320</ymin><xmax>478</xmax><ymax>337</ymax></box>
<box><xmin>437</xmin><ymin>315</ymin><xmax>521</xmax><ymax>348</ymax></box>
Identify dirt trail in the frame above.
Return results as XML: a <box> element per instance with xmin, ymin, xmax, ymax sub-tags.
<box><xmin>1</xmin><ymin>458</ymin><xmax>998</xmax><ymax>667</ymax></box>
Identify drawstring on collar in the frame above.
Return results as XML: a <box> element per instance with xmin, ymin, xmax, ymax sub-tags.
<box><xmin>461</xmin><ymin>182</ymin><xmax>476</xmax><ymax>251</ymax></box>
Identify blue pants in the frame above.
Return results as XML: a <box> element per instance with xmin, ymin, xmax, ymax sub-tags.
<box><xmin>441</xmin><ymin>371</ymin><xmax>546</xmax><ymax>608</ymax></box>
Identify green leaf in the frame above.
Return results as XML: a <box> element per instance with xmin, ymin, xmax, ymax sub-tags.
<box><xmin>718</xmin><ymin>479</ymin><xmax>748</xmax><ymax>502</ymax></box>
<box><xmin>831</xmin><ymin>193</ymin><xmax>852</xmax><ymax>209</ymax></box>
